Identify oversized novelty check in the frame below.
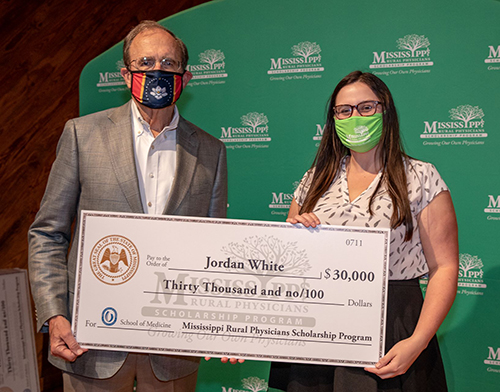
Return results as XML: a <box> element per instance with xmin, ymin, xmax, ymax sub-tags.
<box><xmin>73</xmin><ymin>211</ymin><xmax>390</xmax><ymax>366</ymax></box>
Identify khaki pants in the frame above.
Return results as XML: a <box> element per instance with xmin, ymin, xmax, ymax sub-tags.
<box><xmin>63</xmin><ymin>353</ymin><xmax>198</xmax><ymax>392</ymax></box>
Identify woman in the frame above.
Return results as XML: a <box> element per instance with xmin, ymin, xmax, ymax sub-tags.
<box><xmin>269</xmin><ymin>71</ymin><xmax>458</xmax><ymax>391</ymax></box>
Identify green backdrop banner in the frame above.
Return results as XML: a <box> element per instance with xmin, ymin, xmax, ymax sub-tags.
<box><xmin>79</xmin><ymin>0</ymin><xmax>500</xmax><ymax>390</ymax></box>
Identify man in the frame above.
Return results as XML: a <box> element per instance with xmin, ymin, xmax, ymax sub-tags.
<box><xmin>28</xmin><ymin>21</ymin><xmax>227</xmax><ymax>391</ymax></box>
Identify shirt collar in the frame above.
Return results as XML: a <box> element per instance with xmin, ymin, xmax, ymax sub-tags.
<box><xmin>130</xmin><ymin>101</ymin><xmax>180</xmax><ymax>137</ymax></box>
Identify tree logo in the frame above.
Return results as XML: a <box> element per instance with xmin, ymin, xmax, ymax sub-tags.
<box><xmin>220</xmin><ymin>112</ymin><xmax>271</xmax><ymax>146</ymax></box>
<box><xmin>421</xmin><ymin>104</ymin><xmax>487</xmax><ymax>142</ymax></box>
<box><xmin>186</xmin><ymin>49</ymin><xmax>227</xmax><ymax>82</ymax></box>
<box><xmin>221</xmin><ymin>235</ymin><xmax>311</xmax><ymax>294</ymax></box>
<box><xmin>396</xmin><ymin>34</ymin><xmax>430</xmax><ymax>57</ymax></box>
<box><xmin>90</xmin><ymin>235</ymin><xmax>139</xmax><ymax>285</ymax></box>
<box><xmin>370</xmin><ymin>33</ymin><xmax>433</xmax><ymax>69</ymax></box>
<box><xmin>241</xmin><ymin>376</ymin><xmax>268</xmax><ymax>392</ymax></box>
<box><xmin>353</xmin><ymin>125</ymin><xmax>369</xmax><ymax>139</ymax></box>
<box><xmin>291</xmin><ymin>41</ymin><xmax>321</xmax><ymax>62</ymax></box>
<box><xmin>268</xmin><ymin>41</ymin><xmax>324</xmax><ymax>77</ymax></box>
<box><xmin>220</xmin><ymin>376</ymin><xmax>269</xmax><ymax>392</ymax></box>
<box><xmin>457</xmin><ymin>253</ymin><xmax>487</xmax><ymax>293</ymax></box>
<box><xmin>449</xmin><ymin>105</ymin><xmax>484</xmax><ymax>128</ymax></box>
<box><xmin>459</xmin><ymin>254</ymin><xmax>484</xmax><ymax>280</ymax></box>
<box><xmin>240</xmin><ymin>112</ymin><xmax>269</xmax><ymax>133</ymax></box>
<box><xmin>421</xmin><ymin>252</ymin><xmax>488</xmax><ymax>295</ymax></box>
<box><xmin>199</xmin><ymin>49</ymin><xmax>225</xmax><ymax>68</ymax></box>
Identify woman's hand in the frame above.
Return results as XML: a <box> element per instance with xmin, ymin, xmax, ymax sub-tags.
<box><xmin>204</xmin><ymin>357</ymin><xmax>245</xmax><ymax>364</ymax></box>
<box><xmin>286</xmin><ymin>199</ymin><xmax>321</xmax><ymax>228</ymax></box>
<box><xmin>220</xmin><ymin>357</ymin><xmax>245</xmax><ymax>364</ymax></box>
<box><xmin>286</xmin><ymin>212</ymin><xmax>321</xmax><ymax>228</ymax></box>
<box><xmin>364</xmin><ymin>336</ymin><xmax>425</xmax><ymax>379</ymax></box>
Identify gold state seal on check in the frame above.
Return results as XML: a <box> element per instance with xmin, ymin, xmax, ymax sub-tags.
<box><xmin>90</xmin><ymin>235</ymin><xmax>139</xmax><ymax>285</ymax></box>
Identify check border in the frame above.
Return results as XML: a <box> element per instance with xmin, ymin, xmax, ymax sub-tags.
<box><xmin>74</xmin><ymin>211</ymin><xmax>390</xmax><ymax>366</ymax></box>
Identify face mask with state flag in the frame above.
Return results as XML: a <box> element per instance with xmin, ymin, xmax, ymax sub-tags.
<box><xmin>128</xmin><ymin>69</ymin><xmax>185</xmax><ymax>109</ymax></box>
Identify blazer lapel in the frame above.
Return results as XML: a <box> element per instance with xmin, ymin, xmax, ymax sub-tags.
<box><xmin>105</xmin><ymin>101</ymin><xmax>144</xmax><ymax>214</ymax></box>
<box><xmin>164</xmin><ymin>117</ymin><xmax>199</xmax><ymax>215</ymax></box>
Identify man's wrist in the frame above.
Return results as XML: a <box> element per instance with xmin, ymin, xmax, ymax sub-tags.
<box><xmin>47</xmin><ymin>314</ymin><xmax>66</xmax><ymax>328</ymax></box>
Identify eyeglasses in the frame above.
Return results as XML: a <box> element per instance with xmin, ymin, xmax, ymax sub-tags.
<box><xmin>333</xmin><ymin>100</ymin><xmax>382</xmax><ymax>119</ymax></box>
<box><xmin>129</xmin><ymin>56</ymin><xmax>182</xmax><ymax>72</ymax></box>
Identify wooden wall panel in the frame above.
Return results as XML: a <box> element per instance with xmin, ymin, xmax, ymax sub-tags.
<box><xmin>0</xmin><ymin>0</ymin><xmax>212</xmax><ymax>389</ymax></box>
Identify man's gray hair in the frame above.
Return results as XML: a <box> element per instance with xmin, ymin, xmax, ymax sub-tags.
<box><xmin>123</xmin><ymin>20</ymin><xmax>189</xmax><ymax>70</ymax></box>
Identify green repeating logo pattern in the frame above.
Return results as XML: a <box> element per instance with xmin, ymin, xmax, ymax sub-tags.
<box><xmin>79</xmin><ymin>0</ymin><xmax>500</xmax><ymax>390</ymax></box>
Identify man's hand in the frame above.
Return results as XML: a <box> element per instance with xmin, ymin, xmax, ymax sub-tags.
<box><xmin>49</xmin><ymin>315</ymin><xmax>87</xmax><ymax>362</ymax></box>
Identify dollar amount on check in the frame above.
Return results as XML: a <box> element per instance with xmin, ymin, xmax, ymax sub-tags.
<box><xmin>73</xmin><ymin>211</ymin><xmax>390</xmax><ymax>366</ymax></box>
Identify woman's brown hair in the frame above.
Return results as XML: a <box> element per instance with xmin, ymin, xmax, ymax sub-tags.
<box><xmin>299</xmin><ymin>71</ymin><xmax>414</xmax><ymax>241</ymax></box>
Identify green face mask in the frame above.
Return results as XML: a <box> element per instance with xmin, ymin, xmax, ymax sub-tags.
<box><xmin>335</xmin><ymin>113</ymin><xmax>383</xmax><ymax>153</ymax></box>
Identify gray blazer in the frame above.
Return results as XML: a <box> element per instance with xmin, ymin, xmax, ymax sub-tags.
<box><xmin>28</xmin><ymin>101</ymin><xmax>227</xmax><ymax>380</ymax></box>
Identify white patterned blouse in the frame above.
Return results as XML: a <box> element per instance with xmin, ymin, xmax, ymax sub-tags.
<box><xmin>294</xmin><ymin>157</ymin><xmax>449</xmax><ymax>280</ymax></box>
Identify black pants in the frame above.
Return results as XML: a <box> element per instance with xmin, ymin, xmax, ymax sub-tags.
<box><xmin>268</xmin><ymin>279</ymin><xmax>448</xmax><ymax>392</ymax></box>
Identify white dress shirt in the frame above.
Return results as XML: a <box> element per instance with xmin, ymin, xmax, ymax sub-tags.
<box><xmin>130</xmin><ymin>102</ymin><xmax>178</xmax><ymax>215</ymax></box>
